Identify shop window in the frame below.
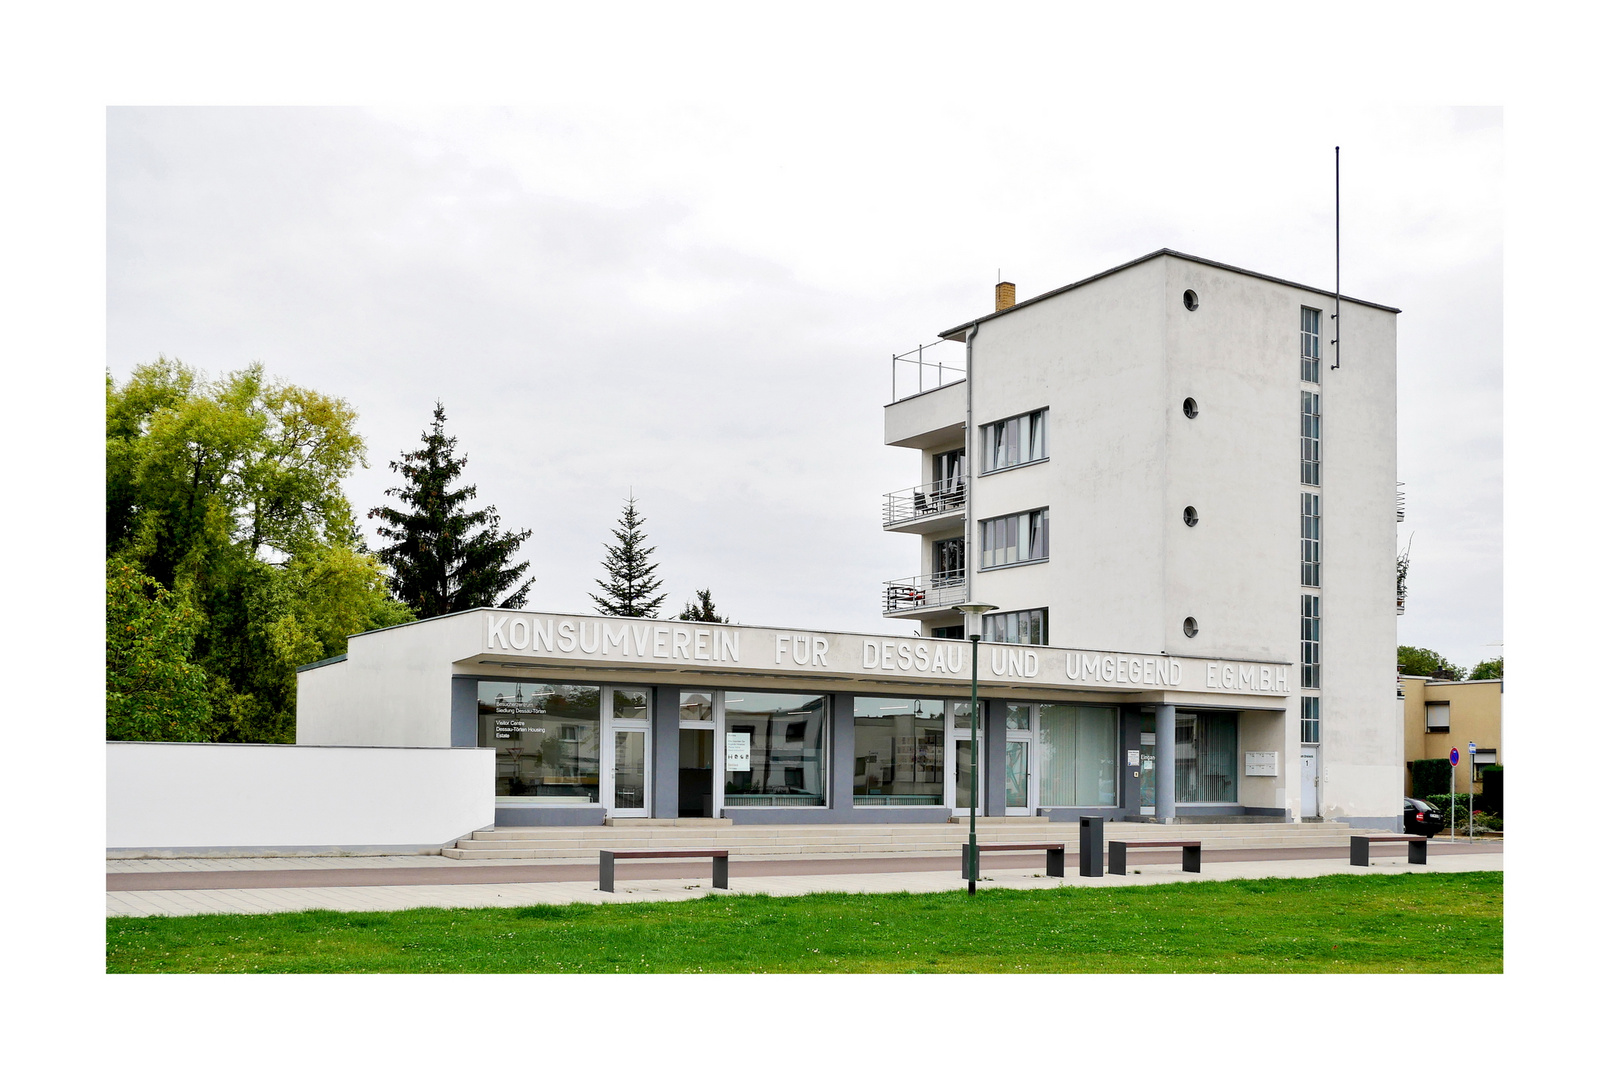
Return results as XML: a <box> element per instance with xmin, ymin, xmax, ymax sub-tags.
<box><xmin>477</xmin><ymin>681</ymin><xmax>602</xmax><ymax>804</ymax></box>
<box><xmin>1037</xmin><ymin>704</ymin><xmax>1118</xmax><ymax>806</ymax></box>
<box><xmin>1174</xmin><ymin>711</ymin><xmax>1239</xmax><ymax>804</ymax></box>
<box><xmin>723</xmin><ymin>692</ymin><xmax>828</xmax><ymax>807</ymax></box>
<box><xmin>853</xmin><ymin>697</ymin><xmax>944</xmax><ymax>806</ymax></box>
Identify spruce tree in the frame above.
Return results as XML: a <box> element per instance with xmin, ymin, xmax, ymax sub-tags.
<box><xmin>677</xmin><ymin>588</ymin><xmax>729</xmax><ymax>623</ymax></box>
<box><xmin>591</xmin><ymin>497</ymin><xmax>666</xmax><ymax>618</ymax></box>
<box><xmin>369</xmin><ymin>403</ymin><xmax>533</xmax><ymax>617</ymax></box>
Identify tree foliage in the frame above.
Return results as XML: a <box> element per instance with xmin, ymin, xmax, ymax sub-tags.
<box><xmin>678</xmin><ymin>588</ymin><xmax>729</xmax><ymax>623</ymax></box>
<box><xmin>591</xmin><ymin>497</ymin><xmax>666</xmax><ymax>618</ymax></box>
<box><xmin>1397</xmin><ymin>645</ymin><xmax>1468</xmax><ymax>682</ymax></box>
<box><xmin>368</xmin><ymin>403</ymin><xmax>534</xmax><ymax>616</ymax></box>
<box><xmin>1469</xmin><ymin>657</ymin><xmax>1503</xmax><ymax>681</ymax></box>
<box><xmin>106</xmin><ymin>558</ymin><xmax>211</xmax><ymax>741</ymax></box>
<box><xmin>107</xmin><ymin>359</ymin><xmax>413</xmax><ymax>743</ymax></box>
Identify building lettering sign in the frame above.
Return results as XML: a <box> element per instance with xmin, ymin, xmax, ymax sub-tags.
<box><xmin>479</xmin><ymin>613</ymin><xmax>1291</xmax><ymax>697</ymax></box>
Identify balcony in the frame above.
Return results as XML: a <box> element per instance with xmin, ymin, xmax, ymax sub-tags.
<box><xmin>882</xmin><ymin>571</ymin><xmax>967</xmax><ymax>617</ymax></box>
<box><xmin>883</xmin><ymin>479</ymin><xmax>967</xmax><ymax>533</ymax></box>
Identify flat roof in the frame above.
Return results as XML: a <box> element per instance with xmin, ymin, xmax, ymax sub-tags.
<box><xmin>938</xmin><ymin>248</ymin><xmax>1402</xmax><ymax>340</ymax></box>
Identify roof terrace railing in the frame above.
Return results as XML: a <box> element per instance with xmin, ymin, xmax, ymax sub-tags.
<box><xmin>882</xmin><ymin>571</ymin><xmax>967</xmax><ymax>614</ymax></box>
<box><xmin>890</xmin><ymin>340</ymin><xmax>966</xmax><ymax>403</ymax></box>
<box><xmin>883</xmin><ymin>478</ymin><xmax>967</xmax><ymax>528</ymax></box>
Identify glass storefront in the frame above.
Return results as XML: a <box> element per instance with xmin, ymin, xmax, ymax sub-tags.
<box><xmin>478</xmin><ymin>682</ymin><xmax>603</xmax><ymax>803</ymax></box>
<box><xmin>1175</xmin><ymin>711</ymin><xmax>1238</xmax><ymax>803</ymax></box>
<box><xmin>723</xmin><ymin>692</ymin><xmax>828</xmax><ymax>807</ymax></box>
<box><xmin>853</xmin><ymin>697</ymin><xmax>944</xmax><ymax>805</ymax></box>
<box><xmin>1038</xmin><ymin>704</ymin><xmax>1118</xmax><ymax>806</ymax></box>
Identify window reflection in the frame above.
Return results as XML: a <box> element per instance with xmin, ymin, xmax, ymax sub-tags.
<box><xmin>477</xmin><ymin>682</ymin><xmax>601</xmax><ymax>803</ymax></box>
<box><xmin>723</xmin><ymin>692</ymin><xmax>827</xmax><ymax>807</ymax></box>
<box><xmin>853</xmin><ymin>697</ymin><xmax>944</xmax><ymax>806</ymax></box>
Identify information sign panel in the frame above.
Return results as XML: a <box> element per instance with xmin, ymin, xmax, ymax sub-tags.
<box><xmin>725</xmin><ymin>732</ymin><xmax>751</xmax><ymax>772</ymax></box>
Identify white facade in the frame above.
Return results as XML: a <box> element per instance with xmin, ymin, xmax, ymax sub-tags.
<box><xmin>882</xmin><ymin>250</ymin><xmax>1400</xmax><ymax>827</ymax></box>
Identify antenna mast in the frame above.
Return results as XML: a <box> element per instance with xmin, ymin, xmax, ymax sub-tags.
<box><xmin>1331</xmin><ymin>145</ymin><xmax>1340</xmax><ymax>371</ymax></box>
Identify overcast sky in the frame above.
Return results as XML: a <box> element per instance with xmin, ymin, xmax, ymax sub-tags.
<box><xmin>106</xmin><ymin>102</ymin><xmax>1500</xmax><ymax>667</ymax></box>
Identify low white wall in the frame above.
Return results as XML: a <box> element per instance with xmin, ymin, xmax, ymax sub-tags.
<box><xmin>107</xmin><ymin>742</ymin><xmax>494</xmax><ymax>854</ymax></box>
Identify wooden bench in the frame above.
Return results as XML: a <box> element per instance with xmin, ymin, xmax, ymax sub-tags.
<box><xmin>1350</xmin><ymin>834</ymin><xmax>1429</xmax><ymax>867</ymax></box>
<box><xmin>963</xmin><ymin>842</ymin><xmax>1065</xmax><ymax>878</ymax></box>
<box><xmin>599</xmin><ymin>849</ymin><xmax>730</xmax><ymax>893</ymax></box>
<box><xmin>1108</xmin><ymin>839</ymin><xmax>1202</xmax><ymax>875</ymax></box>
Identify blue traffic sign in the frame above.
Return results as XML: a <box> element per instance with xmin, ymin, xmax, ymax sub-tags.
<box><xmin>1449</xmin><ymin>748</ymin><xmax>1459</xmax><ymax>765</ymax></box>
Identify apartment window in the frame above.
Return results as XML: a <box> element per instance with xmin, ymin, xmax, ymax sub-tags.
<box><xmin>930</xmin><ymin>625</ymin><xmax>964</xmax><ymax>640</ymax></box>
<box><xmin>1426</xmin><ymin>703</ymin><xmax>1450</xmax><ymax>732</ymax></box>
<box><xmin>1301</xmin><ymin>696</ymin><xmax>1320</xmax><ymax>744</ymax></box>
<box><xmin>1301</xmin><ymin>307</ymin><xmax>1323</xmax><ymax>383</ymax></box>
<box><xmin>980</xmin><ymin>508</ymin><xmax>1049</xmax><ymax>569</ymax></box>
<box><xmin>1301</xmin><ymin>594</ymin><xmax>1321</xmax><ymax>689</ymax></box>
<box><xmin>1301</xmin><ymin>392</ymin><xmax>1321</xmax><ymax>486</ymax></box>
<box><xmin>1301</xmin><ymin>493</ymin><xmax>1321</xmax><ymax>587</ymax></box>
<box><xmin>933</xmin><ymin>448</ymin><xmax>965</xmax><ymax>493</ymax></box>
<box><xmin>983</xmin><ymin>608</ymin><xmax>1048</xmax><ymax>645</ymax></box>
<box><xmin>981</xmin><ymin>409</ymin><xmax>1047</xmax><ymax>473</ymax></box>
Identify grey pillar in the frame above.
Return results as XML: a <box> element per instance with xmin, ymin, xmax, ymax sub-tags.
<box><xmin>450</xmin><ymin>676</ymin><xmax>479</xmax><ymax>747</ymax></box>
<box><xmin>829</xmin><ymin>693</ymin><xmax>855</xmax><ymax>811</ymax></box>
<box><xmin>651</xmin><ymin>685</ymin><xmax>680</xmax><ymax>818</ymax></box>
<box><xmin>984</xmin><ymin>699</ymin><xmax>1007</xmax><ymax>818</ymax></box>
<box><xmin>1156</xmin><ymin>703</ymin><xmax>1177</xmax><ymax>823</ymax></box>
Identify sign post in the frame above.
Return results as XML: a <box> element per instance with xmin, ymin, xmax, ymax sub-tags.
<box><xmin>1469</xmin><ymin>741</ymin><xmax>1478</xmax><ymax>842</ymax></box>
<box><xmin>1448</xmin><ymin>747</ymin><xmax>1459</xmax><ymax>842</ymax></box>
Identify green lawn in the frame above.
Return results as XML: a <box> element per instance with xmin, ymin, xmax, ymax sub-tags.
<box><xmin>106</xmin><ymin>871</ymin><xmax>1502</xmax><ymax>974</ymax></box>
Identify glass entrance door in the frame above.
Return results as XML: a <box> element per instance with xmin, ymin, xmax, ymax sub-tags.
<box><xmin>947</xmin><ymin>701</ymin><xmax>985</xmax><ymax>812</ymax></box>
<box><xmin>604</xmin><ymin>686</ymin><xmax>651</xmax><ymax>818</ymax></box>
<box><xmin>1140</xmin><ymin>725</ymin><xmax>1157</xmax><ymax>815</ymax></box>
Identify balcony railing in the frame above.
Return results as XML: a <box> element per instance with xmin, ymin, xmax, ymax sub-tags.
<box><xmin>882</xmin><ymin>571</ymin><xmax>966</xmax><ymax>613</ymax></box>
<box><xmin>890</xmin><ymin>340</ymin><xmax>966</xmax><ymax>402</ymax></box>
<box><xmin>883</xmin><ymin>479</ymin><xmax>967</xmax><ymax>528</ymax></box>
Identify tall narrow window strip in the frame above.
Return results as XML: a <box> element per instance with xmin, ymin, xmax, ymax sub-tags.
<box><xmin>1301</xmin><ymin>392</ymin><xmax>1321</xmax><ymax>487</ymax></box>
<box><xmin>1301</xmin><ymin>594</ymin><xmax>1321</xmax><ymax>689</ymax></box>
<box><xmin>1301</xmin><ymin>696</ymin><xmax>1321</xmax><ymax>744</ymax></box>
<box><xmin>1301</xmin><ymin>306</ymin><xmax>1323</xmax><ymax>383</ymax></box>
<box><xmin>1301</xmin><ymin>493</ymin><xmax>1321</xmax><ymax>587</ymax></box>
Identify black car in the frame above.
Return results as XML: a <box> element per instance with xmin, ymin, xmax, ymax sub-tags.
<box><xmin>1404</xmin><ymin>797</ymin><xmax>1445</xmax><ymax>837</ymax></box>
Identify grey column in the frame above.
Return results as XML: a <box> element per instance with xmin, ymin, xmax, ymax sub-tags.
<box><xmin>1156</xmin><ymin>703</ymin><xmax>1177</xmax><ymax>823</ymax></box>
<box><xmin>450</xmin><ymin>676</ymin><xmax>479</xmax><ymax>747</ymax></box>
<box><xmin>829</xmin><ymin>693</ymin><xmax>856</xmax><ymax>812</ymax></box>
<box><xmin>984</xmin><ymin>699</ymin><xmax>1007</xmax><ymax>818</ymax></box>
<box><xmin>651</xmin><ymin>685</ymin><xmax>680</xmax><ymax>818</ymax></box>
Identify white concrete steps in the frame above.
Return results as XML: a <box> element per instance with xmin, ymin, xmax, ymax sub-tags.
<box><xmin>439</xmin><ymin>820</ymin><xmax>1358</xmax><ymax>860</ymax></box>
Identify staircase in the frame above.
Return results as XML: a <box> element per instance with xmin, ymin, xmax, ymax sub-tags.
<box><xmin>440</xmin><ymin>819</ymin><xmax>1359</xmax><ymax>861</ymax></box>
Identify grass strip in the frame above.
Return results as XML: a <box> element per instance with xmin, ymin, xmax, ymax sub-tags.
<box><xmin>106</xmin><ymin>871</ymin><xmax>1502</xmax><ymax>974</ymax></box>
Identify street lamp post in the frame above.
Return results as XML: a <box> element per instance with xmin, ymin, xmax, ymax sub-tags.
<box><xmin>954</xmin><ymin>602</ymin><xmax>997</xmax><ymax>896</ymax></box>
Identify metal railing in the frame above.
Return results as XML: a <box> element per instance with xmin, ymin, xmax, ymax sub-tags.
<box><xmin>890</xmin><ymin>340</ymin><xmax>966</xmax><ymax>402</ymax></box>
<box><xmin>882</xmin><ymin>571</ymin><xmax>967</xmax><ymax>613</ymax></box>
<box><xmin>883</xmin><ymin>478</ymin><xmax>967</xmax><ymax>527</ymax></box>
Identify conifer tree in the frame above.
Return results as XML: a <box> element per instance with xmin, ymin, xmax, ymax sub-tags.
<box><xmin>677</xmin><ymin>588</ymin><xmax>729</xmax><ymax>623</ymax></box>
<box><xmin>591</xmin><ymin>497</ymin><xmax>666</xmax><ymax>618</ymax></box>
<box><xmin>370</xmin><ymin>403</ymin><xmax>533</xmax><ymax>617</ymax></box>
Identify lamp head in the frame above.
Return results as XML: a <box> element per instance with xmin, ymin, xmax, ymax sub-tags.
<box><xmin>952</xmin><ymin>602</ymin><xmax>998</xmax><ymax>641</ymax></box>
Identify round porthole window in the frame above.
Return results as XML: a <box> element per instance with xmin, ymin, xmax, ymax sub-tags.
<box><xmin>1183</xmin><ymin>505</ymin><xmax>1199</xmax><ymax>527</ymax></box>
<box><xmin>1183</xmin><ymin>289</ymin><xmax>1199</xmax><ymax>311</ymax></box>
<box><xmin>1183</xmin><ymin>617</ymin><xmax>1198</xmax><ymax>638</ymax></box>
<box><xmin>1183</xmin><ymin>397</ymin><xmax>1198</xmax><ymax>419</ymax></box>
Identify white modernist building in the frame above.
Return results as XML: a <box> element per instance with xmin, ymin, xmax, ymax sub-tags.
<box><xmin>294</xmin><ymin>249</ymin><xmax>1402</xmax><ymax>832</ymax></box>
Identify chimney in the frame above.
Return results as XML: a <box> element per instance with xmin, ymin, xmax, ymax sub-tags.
<box><xmin>995</xmin><ymin>280</ymin><xmax>1016</xmax><ymax>311</ymax></box>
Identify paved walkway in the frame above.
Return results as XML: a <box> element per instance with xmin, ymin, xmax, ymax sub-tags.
<box><xmin>106</xmin><ymin>840</ymin><xmax>1503</xmax><ymax>918</ymax></box>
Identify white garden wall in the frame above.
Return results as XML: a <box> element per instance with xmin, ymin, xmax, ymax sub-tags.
<box><xmin>107</xmin><ymin>742</ymin><xmax>494</xmax><ymax>855</ymax></box>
